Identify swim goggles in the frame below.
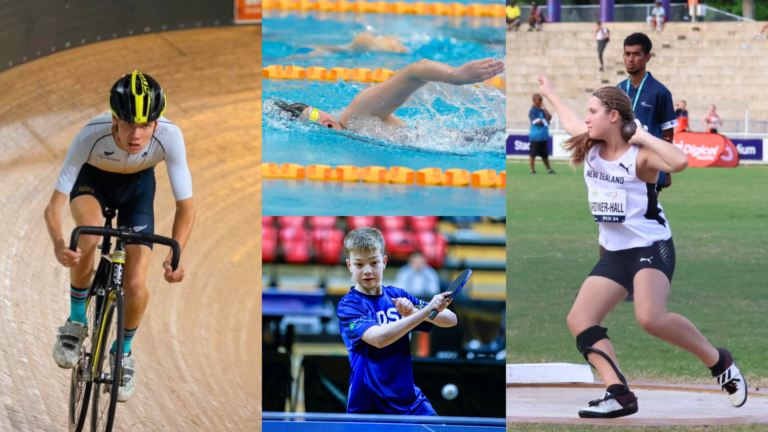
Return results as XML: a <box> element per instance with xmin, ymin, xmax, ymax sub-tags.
<box><xmin>298</xmin><ymin>107</ymin><xmax>321</xmax><ymax>124</ymax></box>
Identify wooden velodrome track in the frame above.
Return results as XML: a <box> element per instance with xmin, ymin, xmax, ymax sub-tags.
<box><xmin>0</xmin><ymin>26</ymin><xmax>261</xmax><ymax>431</ymax></box>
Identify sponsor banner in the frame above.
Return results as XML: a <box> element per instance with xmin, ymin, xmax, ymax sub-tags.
<box><xmin>673</xmin><ymin>132</ymin><xmax>726</xmax><ymax>168</ymax></box>
<box><xmin>709</xmin><ymin>137</ymin><xmax>739</xmax><ymax>167</ymax></box>
<box><xmin>729</xmin><ymin>138</ymin><xmax>763</xmax><ymax>161</ymax></box>
<box><xmin>235</xmin><ymin>0</ymin><xmax>261</xmax><ymax>23</ymax></box>
<box><xmin>506</xmin><ymin>135</ymin><xmax>552</xmax><ymax>156</ymax></box>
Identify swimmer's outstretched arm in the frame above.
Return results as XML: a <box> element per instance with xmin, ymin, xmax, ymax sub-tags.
<box><xmin>340</xmin><ymin>58</ymin><xmax>504</xmax><ymax>125</ymax></box>
<box><xmin>537</xmin><ymin>75</ymin><xmax>588</xmax><ymax>136</ymax></box>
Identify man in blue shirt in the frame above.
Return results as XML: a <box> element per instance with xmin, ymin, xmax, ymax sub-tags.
<box><xmin>529</xmin><ymin>93</ymin><xmax>555</xmax><ymax>174</ymax></box>
<box><xmin>337</xmin><ymin>227</ymin><xmax>458</xmax><ymax>415</ymax></box>
<box><xmin>616</xmin><ymin>32</ymin><xmax>678</xmax><ymax>192</ymax></box>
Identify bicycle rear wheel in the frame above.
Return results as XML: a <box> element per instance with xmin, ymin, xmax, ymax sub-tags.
<box><xmin>90</xmin><ymin>290</ymin><xmax>124</xmax><ymax>432</ymax></box>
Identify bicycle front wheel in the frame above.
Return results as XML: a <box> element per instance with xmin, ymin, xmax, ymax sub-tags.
<box><xmin>67</xmin><ymin>286</ymin><xmax>100</xmax><ymax>432</ymax></box>
<box><xmin>90</xmin><ymin>290</ymin><xmax>124</xmax><ymax>432</ymax></box>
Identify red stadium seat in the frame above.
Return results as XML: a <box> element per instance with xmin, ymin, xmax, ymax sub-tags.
<box><xmin>311</xmin><ymin>228</ymin><xmax>346</xmax><ymax>264</ymax></box>
<box><xmin>408</xmin><ymin>216</ymin><xmax>439</xmax><ymax>232</ymax></box>
<box><xmin>262</xmin><ymin>216</ymin><xmax>276</xmax><ymax>226</ymax></box>
<box><xmin>277</xmin><ymin>216</ymin><xmax>306</xmax><ymax>229</ymax></box>
<box><xmin>383</xmin><ymin>230</ymin><xmax>416</xmax><ymax>260</ymax></box>
<box><xmin>308</xmin><ymin>216</ymin><xmax>338</xmax><ymax>230</ymax></box>
<box><xmin>262</xmin><ymin>224</ymin><xmax>278</xmax><ymax>263</ymax></box>
<box><xmin>378</xmin><ymin>216</ymin><xmax>407</xmax><ymax>232</ymax></box>
<box><xmin>279</xmin><ymin>226</ymin><xmax>310</xmax><ymax>263</ymax></box>
<box><xmin>346</xmin><ymin>216</ymin><xmax>376</xmax><ymax>231</ymax></box>
<box><xmin>415</xmin><ymin>231</ymin><xmax>447</xmax><ymax>268</ymax></box>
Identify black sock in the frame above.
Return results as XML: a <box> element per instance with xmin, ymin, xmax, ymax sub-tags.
<box><xmin>607</xmin><ymin>384</ymin><xmax>627</xmax><ymax>395</ymax></box>
<box><xmin>709</xmin><ymin>349</ymin><xmax>727</xmax><ymax>377</ymax></box>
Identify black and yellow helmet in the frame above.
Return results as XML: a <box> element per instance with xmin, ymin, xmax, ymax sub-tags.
<box><xmin>109</xmin><ymin>71</ymin><xmax>167</xmax><ymax>124</ymax></box>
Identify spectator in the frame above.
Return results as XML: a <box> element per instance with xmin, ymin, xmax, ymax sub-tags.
<box><xmin>674</xmin><ymin>100</ymin><xmax>689</xmax><ymax>133</ymax></box>
<box><xmin>394</xmin><ymin>252</ymin><xmax>440</xmax><ymax>299</ymax></box>
<box><xmin>595</xmin><ymin>22</ymin><xmax>611</xmax><ymax>72</ymax></box>
<box><xmin>527</xmin><ymin>3</ymin><xmax>545</xmax><ymax>32</ymax></box>
<box><xmin>507</xmin><ymin>0</ymin><xmax>522</xmax><ymax>32</ymax></box>
<box><xmin>701</xmin><ymin>104</ymin><xmax>723</xmax><ymax>134</ymax></box>
<box><xmin>529</xmin><ymin>93</ymin><xmax>555</xmax><ymax>174</ymax></box>
<box><xmin>755</xmin><ymin>22</ymin><xmax>768</xmax><ymax>39</ymax></box>
<box><xmin>647</xmin><ymin>1</ymin><xmax>666</xmax><ymax>32</ymax></box>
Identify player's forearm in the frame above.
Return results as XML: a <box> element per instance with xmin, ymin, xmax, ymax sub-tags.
<box><xmin>44</xmin><ymin>192</ymin><xmax>66</xmax><ymax>248</ymax></box>
<box><xmin>406</xmin><ymin>59</ymin><xmax>456</xmax><ymax>84</ymax></box>
<box><xmin>638</xmin><ymin>132</ymin><xmax>688</xmax><ymax>172</ymax></box>
<box><xmin>544</xmin><ymin>91</ymin><xmax>585</xmax><ymax>136</ymax></box>
<box><xmin>365</xmin><ymin>308</ymin><xmax>430</xmax><ymax>348</ymax></box>
<box><xmin>167</xmin><ymin>198</ymin><xmax>195</xmax><ymax>262</ymax></box>
<box><xmin>427</xmin><ymin>308</ymin><xmax>457</xmax><ymax>328</ymax></box>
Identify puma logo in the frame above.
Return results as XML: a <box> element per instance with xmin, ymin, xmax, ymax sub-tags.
<box><xmin>640</xmin><ymin>257</ymin><xmax>653</xmax><ymax>264</ymax></box>
<box><xmin>619</xmin><ymin>163</ymin><xmax>632</xmax><ymax>175</ymax></box>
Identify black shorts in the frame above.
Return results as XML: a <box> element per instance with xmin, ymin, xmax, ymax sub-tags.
<box><xmin>529</xmin><ymin>140</ymin><xmax>548</xmax><ymax>159</ymax></box>
<box><xmin>70</xmin><ymin>163</ymin><xmax>156</xmax><ymax>249</ymax></box>
<box><xmin>589</xmin><ymin>238</ymin><xmax>676</xmax><ymax>294</ymax></box>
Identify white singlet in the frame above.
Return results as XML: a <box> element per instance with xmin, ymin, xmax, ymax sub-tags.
<box><xmin>584</xmin><ymin>144</ymin><xmax>672</xmax><ymax>251</ymax></box>
<box><xmin>55</xmin><ymin>113</ymin><xmax>193</xmax><ymax>201</ymax></box>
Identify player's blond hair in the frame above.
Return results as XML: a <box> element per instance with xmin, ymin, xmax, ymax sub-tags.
<box><xmin>344</xmin><ymin>227</ymin><xmax>385</xmax><ymax>258</ymax></box>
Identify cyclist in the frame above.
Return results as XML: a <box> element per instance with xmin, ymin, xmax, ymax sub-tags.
<box><xmin>44</xmin><ymin>71</ymin><xmax>195</xmax><ymax>402</ymax></box>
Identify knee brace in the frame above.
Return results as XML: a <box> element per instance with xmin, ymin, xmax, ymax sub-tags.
<box><xmin>575</xmin><ymin>326</ymin><xmax>627</xmax><ymax>388</ymax></box>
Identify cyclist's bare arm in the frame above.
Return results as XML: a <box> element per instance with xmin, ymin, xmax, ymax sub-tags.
<box><xmin>339</xmin><ymin>58</ymin><xmax>504</xmax><ymax>125</ymax></box>
<box><xmin>44</xmin><ymin>190</ymin><xmax>81</xmax><ymax>267</ymax></box>
<box><xmin>163</xmin><ymin>197</ymin><xmax>195</xmax><ymax>283</ymax></box>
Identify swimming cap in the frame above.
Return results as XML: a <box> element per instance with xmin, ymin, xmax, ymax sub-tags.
<box><xmin>274</xmin><ymin>101</ymin><xmax>310</xmax><ymax>119</ymax></box>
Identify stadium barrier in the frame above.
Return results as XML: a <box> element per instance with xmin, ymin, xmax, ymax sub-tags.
<box><xmin>507</xmin><ymin>133</ymin><xmax>768</xmax><ymax>163</ymax></box>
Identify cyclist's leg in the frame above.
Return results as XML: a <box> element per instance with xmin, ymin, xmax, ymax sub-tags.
<box><xmin>121</xmin><ymin>244</ymin><xmax>152</xmax><ymax>353</ymax></box>
<box><xmin>69</xmin><ymin>194</ymin><xmax>105</xmax><ymax>319</ymax></box>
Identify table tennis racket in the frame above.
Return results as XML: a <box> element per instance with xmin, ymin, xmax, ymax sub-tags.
<box><xmin>429</xmin><ymin>269</ymin><xmax>472</xmax><ymax>320</ymax></box>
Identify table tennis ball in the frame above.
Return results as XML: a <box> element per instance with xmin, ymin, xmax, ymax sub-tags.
<box><xmin>441</xmin><ymin>384</ymin><xmax>459</xmax><ymax>400</ymax></box>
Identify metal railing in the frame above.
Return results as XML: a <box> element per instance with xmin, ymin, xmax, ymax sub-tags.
<box><xmin>507</xmin><ymin>112</ymin><xmax>768</xmax><ymax>137</ymax></box>
<box><xmin>515</xmin><ymin>3</ymin><xmax>754</xmax><ymax>23</ymax></box>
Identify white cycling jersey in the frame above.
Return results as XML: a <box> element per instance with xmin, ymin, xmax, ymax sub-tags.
<box><xmin>55</xmin><ymin>113</ymin><xmax>193</xmax><ymax>201</ymax></box>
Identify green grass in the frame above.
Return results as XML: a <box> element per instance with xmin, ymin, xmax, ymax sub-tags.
<box><xmin>506</xmin><ymin>160</ymin><xmax>768</xmax><ymax>387</ymax></box>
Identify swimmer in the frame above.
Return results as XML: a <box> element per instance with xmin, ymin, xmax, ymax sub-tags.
<box><xmin>296</xmin><ymin>32</ymin><xmax>408</xmax><ymax>56</ymax></box>
<box><xmin>274</xmin><ymin>58</ymin><xmax>505</xmax><ymax>133</ymax></box>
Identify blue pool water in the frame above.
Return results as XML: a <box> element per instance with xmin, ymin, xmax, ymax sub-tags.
<box><xmin>263</xmin><ymin>13</ymin><xmax>505</xmax><ymax>215</ymax></box>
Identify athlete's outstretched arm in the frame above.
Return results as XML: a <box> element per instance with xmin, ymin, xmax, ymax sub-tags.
<box><xmin>163</xmin><ymin>197</ymin><xmax>195</xmax><ymax>283</ymax></box>
<box><xmin>538</xmin><ymin>75</ymin><xmax>588</xmax><ymax>137</ymax></box>
<box><xmin>339</xmin><ymin>58</ymin><xmax>504</xmax><ymax>124</ymax></box>
<box><xmin>362</xmin><ymin>293</ymin><xmax>451</xmax><ymax>348</ymax></box>
<box><xmin>634</xmin><ymin>128</ymin><xmax>688</xmax><ymax>173</ymax></box>
<box><xmin>44</xmin><ymin>190</ymin><xmax>81</xmax><ymax>267</ymax></box>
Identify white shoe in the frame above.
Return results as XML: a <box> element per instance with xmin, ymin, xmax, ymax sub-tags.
<box><xmin>578</xmin><ymin>390</ymin><xmax>639</xmax><ymax>418</ymax></box>
<box><xmin>53</xmin><ymin>321</ymin><xmax>87</xmax><ymax>369</ymax></box>
<box><xmin>715</xmin><ymin>349</ymin><xmax>747</xmax><ymax>407</ymax></box>
<box><xmin>109</xmin><ymin>352</ymin><xmax>136</xmax><ymax>403</ymax></box>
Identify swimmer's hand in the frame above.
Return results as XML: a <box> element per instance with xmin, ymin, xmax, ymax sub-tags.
<box><xmin>448</xmin><ymin>59</ymin><xmax>505</xmax><ymax>85</ymax></box>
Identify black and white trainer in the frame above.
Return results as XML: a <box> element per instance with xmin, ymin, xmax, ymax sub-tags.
<box><xmin>578</xmin><ymin>390</ymin><xmax>639</xmax><ymax>419</ymax></box>
<box><xmin>715</xmin><ymin>349</ymin><xmax>747</xmax><ymax>407</ymax></box>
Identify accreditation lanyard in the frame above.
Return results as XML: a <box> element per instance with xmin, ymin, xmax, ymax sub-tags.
<box><xmin>625</xmin><ymin>72</ymin><xmax>649</xmax><ymax>113</ymax></box>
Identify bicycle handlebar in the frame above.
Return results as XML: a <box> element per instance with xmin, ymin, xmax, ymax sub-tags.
<box><xmin>69</xmin><ymin>226</ymin><xmax>181</xmax><ymax>271</ymax></box>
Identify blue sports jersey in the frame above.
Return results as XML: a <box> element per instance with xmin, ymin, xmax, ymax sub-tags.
<box><xmin>337</xmin><ymin>286</ymin><xmax>436</xmax><ymax>415</ymax></box>
<box><xmin>616</xmin><ymin>72</ymin><xmax>677</xmax><ymax>139</ymax></box>
<box><xmin>528</xmin><ymin>106</ymin><xmax>549</xmax><ymax>142</ymax></box>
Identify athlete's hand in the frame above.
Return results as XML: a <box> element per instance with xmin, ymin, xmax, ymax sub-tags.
<box><xmin>449</xmin><ymin>59</ymin><xmax>505</xmax><ymax>85</ymax></box>
<box><xmin>391</xmin><ymin>297</ymin><xmax>415</xmax><ymax>317</ymax></box>
<box><xmin>426</xmin><ymin>292</ymin><xmax>452</xmax><ymax>316</ymax></box>
<box><xmin>538</xmin><ymin>75</ymin><xmax>555</xmax><ymax>99</ymax></box>
<box><xmin>163</xmin><ymin>261</ymin><xmax>185</xmax><ymax>283</ymax></box>
<box><xmin>55</xmin><ymin>242</ymin><xmax>81</xmax><ymax>267</ymax></box>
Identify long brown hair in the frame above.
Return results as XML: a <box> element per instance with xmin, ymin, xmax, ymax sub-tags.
<box><xmin>564</xmin><ymin>86</ymin><xmax>634</xmax><ymax>167</ymax></box>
